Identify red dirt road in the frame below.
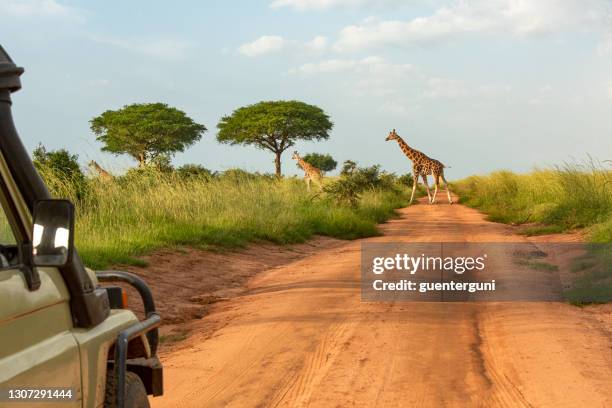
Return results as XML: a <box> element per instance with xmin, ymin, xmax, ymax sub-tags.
<box><xmin>152</xmin><ymin>199</ymin><xmax>612</xmax><ymax>407</ymax></box>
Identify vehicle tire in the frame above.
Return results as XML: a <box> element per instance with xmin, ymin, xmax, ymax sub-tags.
<box><xmin>104</xmin><ymin>370</ymin><xmax>150</xmax><ymax>408</ymax></box>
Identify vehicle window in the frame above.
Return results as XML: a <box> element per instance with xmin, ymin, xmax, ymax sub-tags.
<box><xmin>0</xmin><ymin>212</ymin><xmax>16</xmax><ymax>246</ymax></box>
<box><xmin>0</xmin><ymin>178</ymin><xmax>21</xmax><ymax>269</ymax></box>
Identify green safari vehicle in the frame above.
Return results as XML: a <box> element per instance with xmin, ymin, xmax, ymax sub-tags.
<box><xmin>0</xmin><ymin>45</ymin><xmax>163</xmax><ymax>407</ymax></box>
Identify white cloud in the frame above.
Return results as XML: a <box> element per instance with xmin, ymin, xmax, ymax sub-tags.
<box><xmin>305</xmin><ymin>36</ymin><xmax>328</xmax><ymax>51</ymax></box>
<box><xmin>423</xmin><ymin>78</ymin><xmax>471</xmax><ymax>99</ymax></box>
<box><xmin>270</xmin><ymin>0</ymin><xmax>402</xmax><ymax>11</ymax></box>
<box><xmin>91</xmin><ymin>36</ymin><xmax>194</xmax><ymax>60</ymax></box>
<box><xmin>607</xmin><ymin>82</ymin><xmax>612</xmax><ymax>100</ymax></box>
<box><xmin>238</xmin><ymin>35</ymin><xmax>286</xmax><ymax>57</ymax></box>
<box><xmin>290</xmin><ymin>55</ymin><xmax>509</xmax><ymax>108</ymax></box>
<box><xmin>0</xmin><ymin>0</ymin><xmax>83</xmax><ymax>22</ymax></box>
<box><xmin>423</xmin><ymin>78</ymin><xmax>510</xmax><ymax>99</ymax></box>
<box><xmin>597</xmin><ymin>34</ymin><xmax>612</xmax><ymax>55</ymax></box>
<box><xmin>334</xmin><ymin>0</ymin><xmax>611</xmax><ymax>51</ymax></box>
<box><xmin>290</xmin><ymin>58</ymin><xmax>356</xmax><ymax>74</ymax></box>
<box><xmin>379</xmin><ymin>100</ymin><xmax>411</xmax><ymax>115</ymax></box>
<box><xmin>289</xmin><ymin>55</ymin><xmax>411</xmax><ymax>75</ymax></box>
<box><xmin>290</xmin><ymin>56</ymin><xmax>417</xmax><ymax>99</ymax></box>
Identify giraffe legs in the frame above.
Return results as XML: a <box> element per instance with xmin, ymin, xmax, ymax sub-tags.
<box><xmin>432</xmin><ymin>175</ymin><xmax>439</xmax><ymax>204</ymax></box>
<box><xmin>409</xmin><ymin>174</ymin><xmax>418</xmax><ymax>205</ymax></box>
<box><xmin>441</xmin><ymin>175</ymin><xmax>453</xmax><ymax>204</ymax></box>
<box><xmin>305</xmin><ymin>176</ymin><xmax>311</xmax><ymax>192</ymax></box>
<box><xmin>421</xmin><ymin>174</ymin><xmax>432</xmax><ymax>204</ymax></box>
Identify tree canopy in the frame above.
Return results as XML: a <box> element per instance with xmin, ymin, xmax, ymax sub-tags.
<box><xmin>216</xmin><ymin>100</ymin><xmax>333</xmax><ymax>177</ymax></box>
<box><xmin>301</xmin><ymin>152</ymin><xmax>337</xmax><ymax>173</ymax></box>
<box><xmin>90</xmin><ymin>103</ymin><xmax>206</xmax><ymax>167</ymax></box>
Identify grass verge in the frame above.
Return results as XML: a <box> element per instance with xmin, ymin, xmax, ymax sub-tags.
<box><xmin>52</xmin><ymin>171</ymin><xmax>408</xmax><ymax>269</ymax></box>
<box><xmin>454</xmin><ymin>159</ymin><xmax>611</xmax><ymax>303</ymax></box>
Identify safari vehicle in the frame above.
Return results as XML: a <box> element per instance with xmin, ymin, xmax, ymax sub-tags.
<box><xmin>0</xmin><ymin>46</ymin><xmax>162</xmax><ymax>407</ymax></box>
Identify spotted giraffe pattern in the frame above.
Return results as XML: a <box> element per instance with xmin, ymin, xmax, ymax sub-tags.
<box><xmin>88</xmin><ymin>160</ymin><xmax>112</xmax><ymax>180</ymax></box>
<box><xmin>385</xmin><ymin>129</ymin><xmax>453</xmax><ymax>205</ymax></box>
<box><xmin>292</xmin><ymin>151</ymin><xmax>323</xmax><ymax>191</ymax></box>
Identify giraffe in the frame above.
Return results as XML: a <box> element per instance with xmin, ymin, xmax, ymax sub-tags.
<box><xmin>291</xmin><ymin>151</ymin><xmax>323</xmax><ymax>192</ymax></box>
<box><xmin>385</xmin><ymin>129</ymin><xmax>453</xmax><ymax>205</ymax></box>
<box><xmin>88</xmin><ymin>160</ymin><xmax>112</xmax><ymax>181</ymax></box>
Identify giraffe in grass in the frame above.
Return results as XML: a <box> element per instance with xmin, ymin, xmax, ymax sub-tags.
<box><xmin>291</xmin><ymin>151</ymin><xmax>323</xmax><ymax>192</ymax></box>
<box><xmin>385</xmin><ymin>129</ymin><xmax>453</xmax><ymax>205</ymax></box>
<box><xmin>88</xmin><ymin>160</ymin><xmax>112</xmax><ymax>181</ymax></box>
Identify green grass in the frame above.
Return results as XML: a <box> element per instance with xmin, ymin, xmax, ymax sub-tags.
<box><xmin>454</xmin><ymin>160</ymin><xmax>612</xmax><ymax>240</ymax></box>
<box><xmin>39</xmin><ymin>170</ymin><xmax>408</xmax><ymax>269</ymax></box>
<box><xmin>564</xmin><ymin>245</ymin><xmax>612</xmax><ymax>305</ymax></box>
<box><xmin>514</xmin><ymin>259</ymin><xmax>559</xmax><ymax>272</ymax></box>
<box><xmin>454</xmin><ymin>159</ymin><xmax>612</xmax><ymax>303</ymax></box>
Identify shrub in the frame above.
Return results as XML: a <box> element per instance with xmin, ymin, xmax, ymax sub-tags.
<box><xmin>324</xmin><ymin>163</ymin><xmax>401</xmax><ymax>206</ymax></box>
<box><xmin>219</xmin><ymin>168</ymin><xmax>275</xmax><ymax>182</ymax></box>
<box><xmin>33</xmin><ymin>144</ymin><xmax>87</xmax><ymax>200</ymax></box>
<box><xmin>340</xmin><ymin>160</ymin><xmax>357</xmax><ymax>176</ymax></box>
<box><xmin>301</xmin><ymin>153</ymin><xmax>338</xmax><ymax>173</ymax></box>
<box><xmin>397</xmin><ymin>173</ymin><xmax>414</xmax><ymax>187</ymax></box>
<box><xmin>176</xmin><ymin>164</ymin><xmax>215</xmax><ymax>181</ymax></box>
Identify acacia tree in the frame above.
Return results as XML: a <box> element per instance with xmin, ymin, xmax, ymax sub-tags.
<box><xmin>302</xmin><ymin>153</ymin><xmax>337</xmax><ymax>174</ymax></box>
<box><xmin>217</xmin><ymin>100</ymin><xmax>333</xmax><ymax>177</ymax></box>
<box><xmin>90</xmin><ymin>103</ymin><xmax>206</xmax><ymax>167</ymax></box>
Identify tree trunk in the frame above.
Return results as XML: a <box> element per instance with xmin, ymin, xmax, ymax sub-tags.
<box><xmin>274</xmin><ymin>151</ymin><xmax>282</xmax><ymax>178</ymax></box>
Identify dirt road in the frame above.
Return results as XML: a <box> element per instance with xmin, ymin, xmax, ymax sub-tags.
<box><xmin>152</xmin><ymin>198</ymin><xmax>612</xmax><ymax>407</ymax></box>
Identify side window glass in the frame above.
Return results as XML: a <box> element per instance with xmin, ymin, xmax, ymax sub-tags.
<box><xmin>0</xmin><ymin>177</ymin><xmax>21</xmax><ymax>269</ymax></box>
<box><xmin>0</xmin><ymin>209</ymin><xmax>17</xmax><ymax>246</ymax></box>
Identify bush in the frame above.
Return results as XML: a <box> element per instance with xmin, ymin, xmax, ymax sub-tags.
<box><xmin>397</xmin><ymin>173</ymin><xmax>414</xmax><ymax>187</ymax></box>
<box><xmin>324</xmin><ymin>163</ymin><xmax>401</xmax><ymax>206</ymax></box>
<box><xmin>301</xmin><ymin>153</ymin><xmax>337</xmax><ymax>173</ymax></box>
<box><xmin>219</xmin><ymin>168</ymin><xmax>275</xmax><ymax>182</ymax></box>
<box><xmin>340</xmin><ymin>160</ymin><xmax>357</xmax><ymax>176</ymax></box>
<box><xmin>176</xmin><ymin>164</ymin><xmax>215</xmax><ymax>181</ymax></box>
<box><xmin>33</xmin><ymin>144</ymin><xmax>87</xmax><ymax>200</ymax></box>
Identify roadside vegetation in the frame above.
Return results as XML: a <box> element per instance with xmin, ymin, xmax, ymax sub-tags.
<box><xmin>35</xmin><ymin>159</ymin><xmax>408</xmax><ymax>269</ymax></box>
<box><xmin>454</xmin><ymin>159</ymin><xmax>611</xmax><ymax>303</ymax></box>
<box><xmin>455</xmin><ymin>159</ymin><xmax>612</xmax><ymax>241</ymax></box>
<box><xmin>21</xmin><ymin>99</ymin><xmax>417</xmax><ymax>270</ymax></box>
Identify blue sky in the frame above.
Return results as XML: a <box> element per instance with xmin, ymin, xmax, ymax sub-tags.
<box><xmin>1</xmin><ymin>0</ymin><xmax>611</xmax><ymax>178</ymax></box>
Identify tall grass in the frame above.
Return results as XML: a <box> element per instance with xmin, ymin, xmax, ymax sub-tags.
<box><xmin>455</xmin><ymin>160</ymin><xmax>612</xmax><ymax>241</ymax></box>
<box><xmin>35</xmin><ymin>169</ymin><xmax>407</xmax><ymax>269</ymax></box>
<box><xmin>455</xmin><ymin>160</ymin><xmax>612</xmax><ymax>304</ymax></box>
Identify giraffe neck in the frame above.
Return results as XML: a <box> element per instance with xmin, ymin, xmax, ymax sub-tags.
<box><xmin>395</xmin><ymin>137</ymin><xmax>421</xmax><ymax>162</ymax></box>
<box><xmin>92</xmin><ymin>161</ymin><xmax>109</xmax><ymax>175</ymax></box>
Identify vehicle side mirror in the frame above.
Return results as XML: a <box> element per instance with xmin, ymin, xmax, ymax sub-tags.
<box><xmin>32</xmin><ymin>199</ymin><xmax>75</xmax><ymax>267</ymax></box>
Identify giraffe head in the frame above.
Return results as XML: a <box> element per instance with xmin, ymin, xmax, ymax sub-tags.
<box><xmin>385</xmin><ymin>129</ymin><xmax>399</xmax><ymax>141</ymax></box>
<box><xmin>88</xmin><ymin>160</ymin><xmax>97</xmax><ymax>167</ymax></box>
<box><xmin>291</xmin><ymin>151</ymin><xmax>300</xmax><ymax>161</ymax></box>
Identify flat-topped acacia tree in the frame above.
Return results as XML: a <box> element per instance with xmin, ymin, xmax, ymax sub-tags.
<box><xmin>216</xmin><ymin>100</ymin><xmax>333</xmax><ymax>177</ymax></box>
<box><xmin>90</xmin><ymin>103</ymin><xmax>206</xmax><ymax>167</ymax></box>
